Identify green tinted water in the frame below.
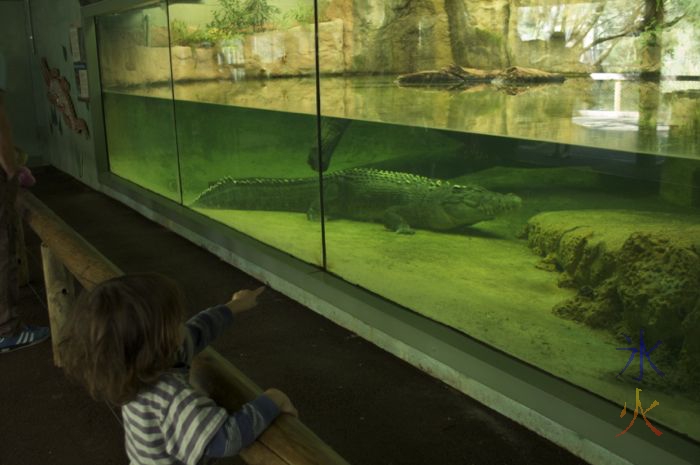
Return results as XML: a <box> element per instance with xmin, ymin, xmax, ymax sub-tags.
<box><xmin>118</xmin><ymin>77</ymin><xmax>700</xmax><ymax>160</ymax></box>
<box><xmin>102</xmin><ymin>81</ymin><xmax>700</xmax><ymax>441</ymax></box>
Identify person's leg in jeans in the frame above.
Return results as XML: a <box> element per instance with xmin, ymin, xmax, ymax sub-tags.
<box><xmin>0</xmin><ymin>173</ymin><xmax>19</xmax><ymax>337</ymax></box>
<box><xmin>0</xmin><ymin>174</ymin><xmax>49</xmax><ymax>353</ymax></box>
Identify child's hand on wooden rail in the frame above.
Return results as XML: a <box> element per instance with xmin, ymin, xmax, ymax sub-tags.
<box><xmin>264</xmin><ymin>388</ymin><xmax>299</xmax><ymax>417</ymax></box>
<box><xmin>226</xmin><ymin>286</ymin><xmax>266</xmax><ymax>314</ymax></box>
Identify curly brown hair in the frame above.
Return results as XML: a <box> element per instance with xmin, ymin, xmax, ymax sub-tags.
<box><xmin>60</xmin><ymin>273</ymin><xmax>186</xmax><ymax>405</ymax></box>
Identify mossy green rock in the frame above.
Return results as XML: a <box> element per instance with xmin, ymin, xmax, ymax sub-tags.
<box><xmin>525</xmin><ymin>210</ymin><xmax>700</xmax><ymax>394</ymax></box>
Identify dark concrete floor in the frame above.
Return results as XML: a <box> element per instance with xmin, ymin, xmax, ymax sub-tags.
<box><xmin>1</xmin><ymin>166</ymin><xmax>591</xmax><ymax>465</ymax></box>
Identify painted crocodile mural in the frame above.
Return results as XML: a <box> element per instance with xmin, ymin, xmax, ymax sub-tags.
<box><xmin>40</xmin><ymin>57</ymin><xmax>89</xmax><ymax>137</ymax></box>
<box><xmin>191</xmin><ymin>168</ymin><xmax>522</xmax><ymax>234</ymax></box>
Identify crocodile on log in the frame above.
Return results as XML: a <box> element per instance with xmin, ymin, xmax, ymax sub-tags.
<box><xmin>191</xmin><ymin>168</ymin><xmax>522</xmax><ymax>234</ymax></box>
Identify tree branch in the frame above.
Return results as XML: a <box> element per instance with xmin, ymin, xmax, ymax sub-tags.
<box><xmin>584</xmin><ymin>10</ymin><xmax>686</xmax><ymax>52</ymax></box>
<box><xmin>583</xmin><ymin>4</ymin><xmax>644</xmax><ymax>51</ymax></box>
<box><xmin>661</xmin><ymin>13</ymin><xmax>687</xmax><ymax>30</ymax></box>
<box><xmin>568</xmin><ymin>3</ymin><xmax>605</xmax><ymax>48</ymax></box>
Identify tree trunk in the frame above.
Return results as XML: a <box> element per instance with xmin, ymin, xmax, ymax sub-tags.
<box><xmin>636</xmin><ymin>1</ymin><xmax>665</xmax><ymax>168</ymax></box>
<box><xmin>444</xmin><ymin>0</ymin><xmax>470</xmax><ymax>65</ymax></box>
<box><xmin>640</xmin><ymin>0</ymin><xmax>665</xmax><ymax>80</ymax></box>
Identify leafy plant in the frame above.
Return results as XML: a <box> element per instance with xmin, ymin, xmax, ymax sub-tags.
<box><xmin>208</xmin><ymin>0</ymin><xmax>247</xmax><ymax>37</ymax></box>
<box><xmin>170</xmin><ymin>19</ymin><xmax>219</xmax><ymax>46</ymax></box>
<box><xmin>244</xmin><ymin>0</ymin><xmax>280</xmax><ymax>32</ymax></box>
<box><xmin>208</xmin><ymin>0</ymin><xmax>279</xmax><ymax>35</ymax></box>
<box><xmin>283</xmin><ymin>3</ymin><xmax>314</xmax><ymax>25</ymax></box>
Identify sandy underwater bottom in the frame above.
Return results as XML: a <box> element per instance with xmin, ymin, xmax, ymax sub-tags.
<box><xmin>196</xmin><ymin>184</ymin><xmax>700</xmax><ymax>441</ymax></box>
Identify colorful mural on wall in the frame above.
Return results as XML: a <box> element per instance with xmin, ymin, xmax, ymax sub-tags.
<box><xmin>40</xmin><ymin>57</ymin><xmax>89</xmax><ymax>137</ymax></box>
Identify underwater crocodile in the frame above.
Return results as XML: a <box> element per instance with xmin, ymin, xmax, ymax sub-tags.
<box><xmin>192</xmin><ymin>168</ymin><xmax>521</xmax><ymax>234</ymax></box>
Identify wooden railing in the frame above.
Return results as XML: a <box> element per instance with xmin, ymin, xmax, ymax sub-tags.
<box><xmin>17</xmin><ymin>189</ymin><xmax>350</xmax><ymax>465</ymax></box>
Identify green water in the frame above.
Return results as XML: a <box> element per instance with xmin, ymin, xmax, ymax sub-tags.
<box><xmin>122</xmin><ymin>77</ymin><xmax>700</xmax><ymax>161</ymax></box>
<box><xmin>102</xmin><ymin>86</ymin><xmax>700</xmax><ymax>442</ymax></box>
<box><xmin>103</xmin><ymin>92</ymin><xmax>180</xmax><ymax>201</ymax></box>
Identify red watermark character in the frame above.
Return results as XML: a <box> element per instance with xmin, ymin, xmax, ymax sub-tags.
<box><xmin>616</xmin><ymin>387</ymin><xmax>662</xmax><ymax>437</ymax></box>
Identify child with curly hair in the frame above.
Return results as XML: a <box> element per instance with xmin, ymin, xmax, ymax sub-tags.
<box><xmin>60</xmin><ymin>272</ymin><xmax>296</xmax><ymax>464</ymax></box>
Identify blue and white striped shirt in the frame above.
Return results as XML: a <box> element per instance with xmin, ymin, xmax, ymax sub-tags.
<box><xmin>122</xmin><ymin>305</ymin><xmax>280</xmax><ymax>465</ymax></box>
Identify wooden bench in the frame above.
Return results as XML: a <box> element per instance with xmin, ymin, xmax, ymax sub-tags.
<box><xmin>17</xmin><ymin>189</ymin><xmax>350</xmax><ymax>465</ymax></box>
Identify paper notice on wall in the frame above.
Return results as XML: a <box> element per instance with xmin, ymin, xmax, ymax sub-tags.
<box><xmin>69</xmin><ymin>26</ymin><xmax>84</xmax><ymax>62</ymax></box>
<box><xmin>73</xmin><ymin>62</ymin><xmax>89</xmax><ymax>101</ymax></box>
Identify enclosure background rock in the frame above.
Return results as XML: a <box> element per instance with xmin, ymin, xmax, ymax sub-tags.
<box><xmin>526</xmin><ymin>210</ymin><xmax>700</xmax><ymax>395</ymax></box>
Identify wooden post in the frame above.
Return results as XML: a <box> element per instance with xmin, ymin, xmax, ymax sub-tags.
<box><xmin>41</xmin><ymin>243</ymin><xmax>76</xmax><ymax>367</ymax></box>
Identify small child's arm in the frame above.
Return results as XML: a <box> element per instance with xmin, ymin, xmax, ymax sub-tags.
<box><xmin>182</xmin><ymin>286</ymin><xmax>266</xmax><ymax>360</ymax></box>
<box><xmin>183</xmin><ymin>304</ymin><xmax>234</xmax><ymax>359</ymax></box>
<box><xmin>204</xmin><ymin>388</ymin><xmax>297</xmax><ymax>458</ymax></box>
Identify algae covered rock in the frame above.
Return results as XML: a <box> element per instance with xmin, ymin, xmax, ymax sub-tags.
<box><xmin>525</xmin><ymin>210</ymin><xmax>700</xmax><ymax>394</ymax></box>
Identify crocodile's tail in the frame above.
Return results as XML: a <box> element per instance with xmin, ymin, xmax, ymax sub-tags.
<box><xmin>190</xmin><ymin>176</ymin><xmax>319</xmax><ymax>212</ymax></box>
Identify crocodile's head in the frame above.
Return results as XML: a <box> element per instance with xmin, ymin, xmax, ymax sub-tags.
<box><xmin>430</xmin><ymin>183</ymin><xmax>522</xmax><ymax>229</ymax></box>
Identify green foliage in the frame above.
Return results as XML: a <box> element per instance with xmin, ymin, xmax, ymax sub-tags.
<box><xmin>207</xmin><ymin>0</ymin><xmax>279</xmax><ymax>36</ymax></box>
<box><xmin>245</xmin><ymin>0</ymin><xmax>280</xmax><ymax>32</ymax></box>
<box><xmin>171</xmin><ymin>0</ymin><xmax>334</xmax><ymax>46</ymax></box>
<box><xmin>208</xmin><ymin>0</ymin><xmax>247</xmax><ymax>37</ymax></box>
<box><xmin>170</xmin><ymin>19</ymin><xmax>220</xmax><ymax>46</ymax></box>
<box><xmin>277</xmin><ymin>0</ymin><xmax>330</xmax><ymax>28</ymax></box>
<box><xmin>283</xmin><ymin>3</ymin><xmax>315</xmax><ymax>25</ymax></box>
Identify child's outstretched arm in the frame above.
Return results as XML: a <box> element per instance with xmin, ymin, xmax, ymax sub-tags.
<box><xmin>204</xmin><ymin>388</ymin><xmax>298</xmax><ymax>458</ymax></box>
<box><xmin>184</xmin><ymin>286</ymin><xmax>266</xmax><ymax>359</ymax></box>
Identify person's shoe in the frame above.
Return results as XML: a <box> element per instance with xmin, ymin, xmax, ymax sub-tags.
<box><xmin>0</xmin><ymin>325</ymin><xmax>50</xmax><ymax>354</ymax></box>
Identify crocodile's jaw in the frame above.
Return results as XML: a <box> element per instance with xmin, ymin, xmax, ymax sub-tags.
<box><xmin>441</xmin><ymin>186</ymin><xmax>522</xmax><ymax>227</ymax></box>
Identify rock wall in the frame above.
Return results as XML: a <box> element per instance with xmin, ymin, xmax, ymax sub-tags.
<box><xmin>325</xmin><ymin>0</ymin><xmax>592</xmax><ymax>73</ymax></box>
<box><xmin>98</xmin><ymin>0</ymin><xmax>698</xmax><ymax>85</ymax></box>
<box><xmin>100</xmin><ymin>20</ymin><xmax>345</xmax><ymax>87</ymax></box>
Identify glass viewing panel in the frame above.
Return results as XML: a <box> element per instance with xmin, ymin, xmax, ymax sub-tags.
<box><xmin>95</xmin><ymin>0</ymin><xmax>700</xmax><ymax>442</ymax></box>
<box><xmin>317</xmin><ymin>0</ymin><xmax>700</xmax><ymax>445</ymax></box>
<box><xmin>97</xmin><ymin>2</ymin><xmax>181</xmax><ymax>201</ymax></box>
<box><xmin>166</xmin><ymin>0</ymin><xmax>322</xmax><ymax>266</ymax></box>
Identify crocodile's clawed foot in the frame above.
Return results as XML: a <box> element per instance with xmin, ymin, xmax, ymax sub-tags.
<box><xmin>395</xmin><ymin>225</ymin><xmax>415</xmax><ymax>235</ymax></box>
<box><xmin>306</xmin><ymin>210</ymin><xmax>321</xmax><ymax>222</ymax></box>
